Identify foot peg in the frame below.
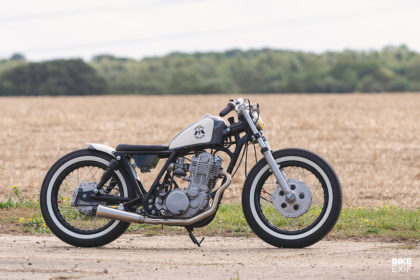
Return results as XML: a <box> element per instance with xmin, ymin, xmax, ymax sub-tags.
<box><xmin>186</xmin><ymin>227</ymin><xmax>204</xmax><ymax>247</ymax></box>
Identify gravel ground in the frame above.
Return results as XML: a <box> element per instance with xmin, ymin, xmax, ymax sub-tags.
<box><xmin>0</xmin><ymin>234</ymin><xmax>418</xmax><ymax>279</ymax></box>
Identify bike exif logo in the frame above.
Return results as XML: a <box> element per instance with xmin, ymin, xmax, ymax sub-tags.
<box><xmin>193</xmin><ymin>125</ymin><xmax>205</xmax><ymax>139</ymax></box>
<box><xmin>392</xmin><ymin>257</ymin><xmax>412</xmax><ymax>272</ymax></box>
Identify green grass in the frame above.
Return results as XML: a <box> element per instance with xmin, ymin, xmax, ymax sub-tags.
<box><xmin>19</xmin><ymin>212</ymin><xmax>50</xmax><ymax>234</ymax></box>
<box><xmin>127</xmin><ymin>204</ymin><xmax>419</xmax><ymax>241</ymax></box>
<box><xmin>334</xmin><ymin>206</ymin><xmax>419</xmax><ymax>240</ymax></box>
<box><xmin>0</xmin><ymin>186</ymin><xmax>48</xmax><ymax>233</ymax></box>
<box><xmin>126</xmin><ymin>204</ymin><xmax>252</xmax><ymax>236</ymax></box>
<box><xmin>0</xmin><ymin>186</ymin><xmax>38</xmax><ymax>209</ymax></box>
<box><xmin>1</xmin><ymin>186</ymin><xmax>419</xmax><ymax>240</ymax></box>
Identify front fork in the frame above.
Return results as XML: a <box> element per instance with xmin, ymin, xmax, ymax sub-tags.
<box><xmin>242</xmin><ymin>110</ymin><xmax>296</xmax><ymax>202</ymax></box>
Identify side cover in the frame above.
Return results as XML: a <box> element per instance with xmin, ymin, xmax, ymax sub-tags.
<box><xmin>169</xmin><ymin>115</ymin><xmax>226</xmax><ymax>149</ymax></box>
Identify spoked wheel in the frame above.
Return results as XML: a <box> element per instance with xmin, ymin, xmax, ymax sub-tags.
<box><xmin>242</xmin><ymin>148</ymin><xmax>342</xmax><ymax>248</ymax></box>
<box><xmin>40</xmin><ymin>149</ymin><xmax>135</xmax><ymax>247</ymax></box>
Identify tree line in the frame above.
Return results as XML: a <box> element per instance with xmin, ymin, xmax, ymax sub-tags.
<box><xmin>1</xmin><ymin>45</ymin><xmax>419</xmax><ymax>96</ymax></box>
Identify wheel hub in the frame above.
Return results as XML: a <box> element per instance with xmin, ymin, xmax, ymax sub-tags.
<box><xmin>272</xmin><ymin>179</ymin><xmax>312</xmax><ymax>218</ymax></box>
<box><xmin>71</xmin><ymin>182</ymin><xmax>100</xmax><ymax>216</ymax></box>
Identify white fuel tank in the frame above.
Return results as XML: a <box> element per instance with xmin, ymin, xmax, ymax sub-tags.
<box><xmin>169</xmin><ymin>116</ymin><xmax>226</xmax><ymax>149</ymax></box>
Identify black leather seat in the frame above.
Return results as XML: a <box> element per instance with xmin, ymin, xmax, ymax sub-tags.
<box><xmin>116</xmin><ymin>144</ymin><xmax>169</xmax><ymax>152</ymax></box>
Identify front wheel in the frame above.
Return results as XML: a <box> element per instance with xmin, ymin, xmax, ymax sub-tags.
<box><xmin>242</xmin><ymin>148</ymin><xmax>342</xmax><ymax>248</ymax></box>
<box><xmin>40</xmin><ymin>149</ymin><xmax>135</xmax><ymax>247</ymax></box>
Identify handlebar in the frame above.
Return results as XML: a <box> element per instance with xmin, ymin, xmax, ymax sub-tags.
<box><xmin>220</xmin><ymin>97</ymin><xmax>261</xmax><ymax>136</ymax></box>
<box><xmin>219</xmin><ymin>102</ymin><xmax>235</xmax><ymax>117</ymax></box>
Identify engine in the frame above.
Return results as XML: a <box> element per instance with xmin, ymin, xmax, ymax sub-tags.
<box><xmin>155</xmin><ymin>151</ymin><xmax>222</xmax><ymax>218</ymax></box>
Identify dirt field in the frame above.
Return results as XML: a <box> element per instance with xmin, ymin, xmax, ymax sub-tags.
<box><xmin>0</xmin><ymin>234</ymin><xmax>418</xmax><ymax>279</ymax></box>
<box><xmin>0</xmin><ymin>94</ymin><xmax>419</xmax><ymax>208</ymax></box>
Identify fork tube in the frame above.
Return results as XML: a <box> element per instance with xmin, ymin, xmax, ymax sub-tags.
<box><xmin>242</xmin><ymin>110</ymin><xmax>293</xmax><ymax>196</ymax></box>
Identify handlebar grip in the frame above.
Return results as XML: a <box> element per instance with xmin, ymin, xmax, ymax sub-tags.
<box><xmin>219</xmin><ymin>103</ymin><xmax>235</xmax><ymax>117</ymax></box>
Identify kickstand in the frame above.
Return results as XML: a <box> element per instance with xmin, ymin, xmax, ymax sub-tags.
<box><xmin>185</xmin><ymin>226</ymin><xmax>205</xmax><ymax>247</ymax></box>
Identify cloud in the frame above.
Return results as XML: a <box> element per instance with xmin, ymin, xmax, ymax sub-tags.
<box><xmin>1</xmin><ymin>0</ymin><xmax>419</xmax><ymax>60</ymax></box>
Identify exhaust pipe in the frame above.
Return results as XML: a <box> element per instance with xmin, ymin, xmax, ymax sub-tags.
<box><xmin>96</xmin><ymin>170</ymin><xmax>231</xmax><ymax>226</ymax></box>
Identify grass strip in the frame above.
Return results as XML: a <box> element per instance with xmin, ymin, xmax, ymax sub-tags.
<box><xmin>1</xmin><ymin>187</ymin><xmax>418</xmax><ymax>241</ymax></box>
<box><xmin>1</xmin><ymin>204</ymin><xmax>418</xmax><ymax>241</ymax></box>
<box><xmin>127</xmin><ymin>204</ymin><xmax>420</xmax><ymax>241</ymax></box>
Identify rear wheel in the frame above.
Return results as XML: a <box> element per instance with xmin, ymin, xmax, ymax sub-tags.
<box><xmin>242</xmin><ymin>148</ymin><xmax>342</xmax><ymax>248</ymax></box>
<box><xmin>40</xmin><ymin>149</ymin><xmax>135</xmax><ymax>247</ymax></box>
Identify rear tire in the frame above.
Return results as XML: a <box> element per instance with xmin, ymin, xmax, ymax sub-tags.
<box><xmin>40</xmin><ymin>149</ymin><xmax>135</xmax><ymax>247</ymax></box>
<box><xmin>242</xmin><ymin>148</ymin><xmax>342</xmax><ymax>248</ymax></box>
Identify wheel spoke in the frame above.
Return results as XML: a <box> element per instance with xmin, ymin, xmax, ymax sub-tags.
<box><xmin>55</xmin><ymin>163</ymin><xmax>121</xmax><ymax>232</ymax></box>
<box><xmin>259</xmin><ymin>164</ymin><xmax>325</xmax><ymax>233</ymax></box>
<box><xmin>261</xmin><ymin>188</ymin><xmax>272</xmax><ymax>196</ymax></box>
<box><xmin>260</xmin><ymin>196</ymin><xmax>273</xmax><ymax>204</ymax></box>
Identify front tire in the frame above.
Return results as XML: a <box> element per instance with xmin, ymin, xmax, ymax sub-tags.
<box><xmin>40</xmin><ymin>149</ymin><xmax>135</xmax><ymax>247</ymax></box>
<box><xmin>242</xmin><ymin>148</ymin><xmax>342</xmax><ymax>248</ymax></box>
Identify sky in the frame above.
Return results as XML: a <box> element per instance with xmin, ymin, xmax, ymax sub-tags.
<box><xmin>1</xmin><ymin>0</ymin><xmax>420</xmax><ymax>61</ymax></box>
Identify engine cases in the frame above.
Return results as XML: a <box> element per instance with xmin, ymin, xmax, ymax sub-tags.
<box><xmin>155</xmin><ymin>152</ymin><xmax>222</xmax><ymax>218</ymax></box>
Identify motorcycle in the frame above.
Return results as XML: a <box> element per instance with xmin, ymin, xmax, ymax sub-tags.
<box><xmin>40</xmin><ymin>98</ymin><xmax>342</xmax><ymax>248</ymax></box>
